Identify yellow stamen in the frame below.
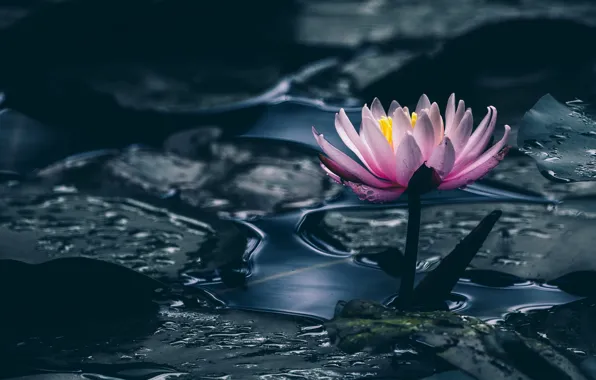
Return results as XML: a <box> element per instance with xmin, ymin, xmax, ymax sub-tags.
<box><xmin>377</xmin><ymin>111</ymin><xmax>418</xmax><ymax>148</ymax></box>
<box><xmin>378</xmin><ymin>116</ymin><xmax>393</xmax><ymax>147</ymax></box>
<box><xmin>410</xmin><ymin>112</ymin><xmax>418</xmax><ymax>127</ymax></box>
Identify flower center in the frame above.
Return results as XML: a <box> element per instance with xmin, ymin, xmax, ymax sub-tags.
<box><xmin>378</xmin><ymin>116</ymin><xmax>393</xmax><ymax>146</ymax></box>
<box><xmin>378</xmin><ymin>112</ymin><xmax>418</xmax><ymax>147</ymax></box>
<box><xmin>410</xmin><ymin>112</ymin><xmax>418</xmax><ymax>127</ymax></box>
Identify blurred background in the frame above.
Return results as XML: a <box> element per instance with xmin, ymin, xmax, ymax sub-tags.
<box><xmin>2</xmin><ymin>2</ymin><xmax>596</xmax><ymax>379</ymax></box>
<box><xmin>0</xmin><ymin>0</ymin><xmax>595</xmax><ymax>172</ymax></box>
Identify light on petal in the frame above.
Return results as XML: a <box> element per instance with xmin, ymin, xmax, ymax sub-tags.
<box><xmin>313</xmin><ymin>95</ymin><xmax>510</xmax><ymax>202</ymax></box>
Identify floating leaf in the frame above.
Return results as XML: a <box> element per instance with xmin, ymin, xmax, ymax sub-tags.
<box><xmin>506</xmin><ymin>298</ymin><xmax>596</xmax><ymax>358</ymax></box>
<box><xmin>484</xmin><ymin>154</ymin><xmax>596</xmax><ymax>201</ymax></box>
<box><xmin>37</xmin><ymin>135</ymin><xmax>343</xmax><ymax>220</ymax></box>
<box><xmin>326</xmin><ymin>299</ymin><xmax>588</xmax><ymax>380</ymax></box>
<box><xmin>0</xmin><ymin>193</ymin><xmax>249</xmax><ymax>285</ymax></box>
<box><xmin>0</xmin><ymin>257</ymin><xmax>163</xmax><ymax>345</ymax></box>
<box><xmin>517</xmin><ymin>94</ymin><xmax>596</xmax><ymax>183</ymax></box>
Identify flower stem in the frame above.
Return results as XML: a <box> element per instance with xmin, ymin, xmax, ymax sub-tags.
<box><xmin>399</xmin><ymin>191</ymin><xmax>421</xmax><ymax>308</ymax></box>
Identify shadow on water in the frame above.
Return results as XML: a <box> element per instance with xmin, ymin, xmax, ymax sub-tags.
<box><xmin>1</xmin><ymin>5</ymin><xmax>596</xmax><ymax>379</ymax></box>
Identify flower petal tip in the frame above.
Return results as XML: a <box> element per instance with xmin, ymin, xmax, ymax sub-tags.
<box><xmin>313</xmin><ymin>93</ymin><xmax>508</xmax><ymax>200</ymax></box>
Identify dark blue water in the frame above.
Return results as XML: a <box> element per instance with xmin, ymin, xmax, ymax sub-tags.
<box><xmin>194</xmin><ymin>102</ymin><xmax>578</xmax><ymax>321</ymax></box>
<box><xmin>0</xmin><ymin>95</ymin><xmax>582</xmax><ymax>321</ymax></box>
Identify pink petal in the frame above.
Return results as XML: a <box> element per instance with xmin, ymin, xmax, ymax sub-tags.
<box><xmin>319</xmin><ymin>154</ymin><xmax>360</xmax><ymax>182</ymax></box>
<box><xmin>445</xmin><ymin>93</ymin><xmax>456</xmax><ymax>135</ymax></box>
<box><xmin>394</xmin><ymin>133</ymin><xmax>424</xmax><ymax>187</ymax></box>
<box><xmin>412</xmin><ymin>111</ymin><xmax>436</xmax><ymax>160</ymax></box>
<box><xmin>345</xmin><ymin>181</ymin><xmax>406</xmax><ymax>203</ymax></box>
<box><xmin>440</xmin><ymin>125</ymin><xmax>511</xmax><ymax>189</ymax></box>
<box><xmin>450</xmin><ymin>124</ymin><xmax>510</xmax><ymax>178</ymax></box>
<box><xmin>388</xmin><ymin>100</ymin><xmax>401</xmax><ymax>116</ymax></box>
<box><xmin>453</xmin><ymin>100</ymin><xmax>466</xmax><ymax>129</ymax></box>
<box><xmin>335</xmin><ymin>109</ymin><xmax>386</xmax><ymax>177</ymax></box>
<box><xmin>426</xmin><ymin>137</ymin><xmax>456</xmax><ymax>178</ymax></box>
<box><xmin>370</xmin><ymin>98</ymin><xmax>387</xmax><ymax>120</ymax></box>
<box><xmin>320</xmin><ymin>163</ymin><xmax>342</xmax><ymax>184</ymax></box>
<box><xmin>456</xmin><ymin>107</ymin><xmax>492</xmax><ymax>158</ymax></box>
<box><xmin>334</xmin><ymin>110</ymin><xmax>361</xmax><ymax>155</ymax></box>
<box><xmin>428</xmin><ymin>102</ymin><xmax>444</xmax><ymax>145</ymax></box>
<box><xmin>361</xmin><ymin>117</ymin><xmax>397</xmax><ymax>180</ymax></box>
<box><xmin>446</xmin><ymin>99</ymin><xmax>466</xmax><ymax>137</ymax></box>
<box><xmin>312</xmin><ymin>127</ymin><xmax>394</xmax><ymax>188</ymax></box>
<box><xmin>456</xmin><ymin>106</ymin><xmax>498</xmax><ymax>169</ymax></box>
<box><xmin>391</xmin><ymin>107</ymin><xmax>411</xmax><ymax>152</ymax></box>
<box><xmin>439</xmin><ymin>146</ymin><xmax>510</xmax><ymax>190</ymax></box>
<box><xmin>415</xmin><ymin>94</ymin><xmax>431</xmax><ymax>114</ymax></box>
<box><xmin>362</xmin><ymin>104</ymin><xmax>375</xmax><ymax>121</ymax></box>
<box><xmin>449</xmin><ymin>109</ymin><xmax>473</xmax><ymax>154</ymax></box>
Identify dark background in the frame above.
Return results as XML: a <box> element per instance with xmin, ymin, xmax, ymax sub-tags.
<box><xmin>1</xmin><ymin>2</ymin><xmax>596</xmax><ymax>379</ymax></box>
<box><xmin>0</xmin><ymin>0</ymin><xmax>595</xmax><ymax>173</ymax></box>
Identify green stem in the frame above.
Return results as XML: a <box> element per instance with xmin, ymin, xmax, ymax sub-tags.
<box><xmin>399</xmin><ymin>191</ymin><xmax>421</xmax><ymax>308</ymax></box>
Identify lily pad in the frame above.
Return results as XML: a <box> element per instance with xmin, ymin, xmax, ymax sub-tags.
<box><xmin>49</xmin><ymin>61</ymin><xmax>285</xmax><ymax>113</ymax></box>
<box><xmin>0</xmin><ymin>193</ymin><xmax>248</xmax><ymax>284</ymax></box>
<box><xmin>306</xmin><ymin>200</ymin><xmax>596</xmax><ymax>282</ymax></box>
<box><xmin>518</xmin><ymin>94</ymin><xmax>596</xmax><ymax>183</ymax></box>
<box><xmin>38</xmin><ymin>134</ymin><xmax>343</xmax><ymax>219</ymax></box>
<box><xmin>506</xmin><ymin>298</ymin><xmax>596</xmax><ymax>358</ymax></box>
<box><xmin>326</xmin><ymin>299</ymin><xmax>588</xmax><ymax>380</ymax></box>
<box><xmin>0</xmin><ymin>257</ymin><xmax>163</xmax><ymax>334</ymax></box>
<box><xmin>0</xmin><ymin>1</ymin><xmax>299</xmax><ymax>115</ymax></box>
<box><xmin>0</xmin><ymin>258</ymin><xmax>168</xmax><ymax>368</ymax></box>
<box><xmin>5</xmin><ymin>298</ymin><xmax>397</xmax><ymax>380</ymax></box>
<box><xmin>484</xmin><ymin>154</ymin><xmax>596</xmax><ymax>200</ymax></box>
<box><xmin>297</xmin><ymin>5</ymin><xmax>596</xmax><ymax>49</ymax></box>
<box><xmin>0</xmin><ymin>364</ymin><xmax>182</xmax><ymax>380</ymax></box>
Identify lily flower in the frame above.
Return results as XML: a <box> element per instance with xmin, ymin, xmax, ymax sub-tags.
<box><xmin>313</xmin><ymin>94</ymin><xmax>510</xmax><ymax>202</ymax></box>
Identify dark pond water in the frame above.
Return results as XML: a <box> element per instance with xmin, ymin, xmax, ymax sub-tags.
<box><xmin>3</xmin><ymin>1</ymin><xmax>596</xmax><ymax>379</ymax></box>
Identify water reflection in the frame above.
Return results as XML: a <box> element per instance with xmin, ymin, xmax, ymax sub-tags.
<box><xmin>200</xmin><ymin>206</ymin><xmax>581</xmax><ymax>320</ymax></box>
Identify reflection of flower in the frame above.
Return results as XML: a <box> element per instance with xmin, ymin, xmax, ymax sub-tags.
<box><xmin>313</xmin><ymin>94</ymin><xmax>510</xmax><ymax>202</ymax></box>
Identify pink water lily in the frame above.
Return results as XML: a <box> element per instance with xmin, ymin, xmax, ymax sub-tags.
<box><xmin>313</xmin><ymin>94</ymin><xmax>510</xmax><ymax>202</ymax></box>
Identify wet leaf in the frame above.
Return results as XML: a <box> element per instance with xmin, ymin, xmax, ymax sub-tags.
<box><xmin>506</xmin><ymin>298</ymin><xmax>596</xmax><ymax>358</ymax></box>
<box><xmin>326</xmin><ymin>299</ymin><xmax>477</xmax><ymax>354</ymax></box>
<box><xmin>0</xmin><ymin>363</ymin><xmax>182</xmax><ymax>380</ymax></box>
<box><xmin>0</xmin><ymin>193</ymin><xmax>249</xmax><ymax>285</ymax></box>
<box><xmin>484</xmin><ymin>154</ymin><xmax>596</xmax><ymax>201</ymax></box>
<box><xmin>50</xmin><ymin>61</ymin><xmax>285</xmax><ymax>113</ymax></box>
<box><xmin>37</xmin><ymin>135</ymin><xmax>343</xmax><ymax>220</ymax></box>
<box><xmin>0</xmin><ymin>257</ymin><xmax>163</xmax><ymax>346</ymax></box>
<box><xmin>518</xmin><ymin>94</ymin><xmax>596</xmax><ymax>183</ymax></box>
<box><xmin>1</xmin><ymin>1</ymin><xmax>299</xmax><ymax>116</ymax></box>
<box><xmin>327</xmin><ymin>299</ymin><xmax>589</xmax><ymax>380</ymax></box>
<box><xmin>4</xmin><ymin>299</ymin><xmax>395</xmax><ymax>380</ymax></box>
